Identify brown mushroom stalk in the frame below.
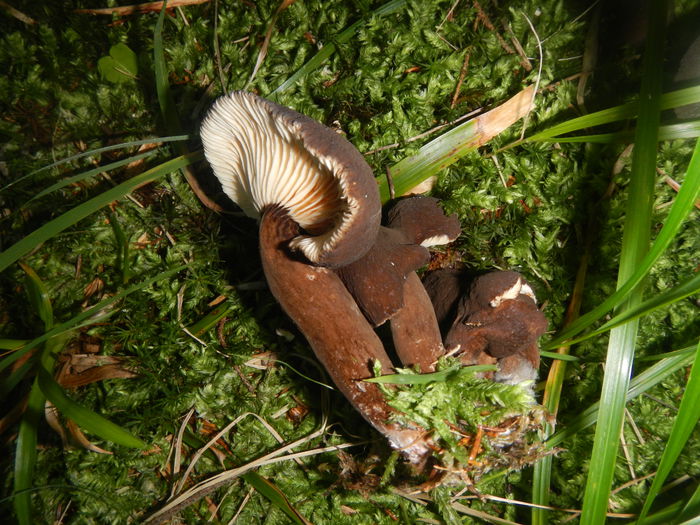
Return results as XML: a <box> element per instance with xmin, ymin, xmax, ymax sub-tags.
<box><xmin>337</xmin><ymin>196</ymin><xmax>461</xmax><ymax>372</ymax></box>
<box><xmin>200</xmin><ymin>91</ymin><xmax>430</xmax><ymax>461</ymax></box>
<box><xmin>259</xmin><ymin>206</ymin><xmax>428</xmax><ymax>460</ymax></box>
<box><xmin>389</xmin><ymin>272</ymin><xmax>445</xmax><ymax>371</ymax></box>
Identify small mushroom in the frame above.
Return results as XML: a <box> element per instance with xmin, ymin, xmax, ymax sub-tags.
<box><xmin>336</xmin><ymin>196</ymin><xmax>460</xmax><ymax>372</ymax></box>
<box><xmin>200</xmin><ymin>92</ymin><xmax>429</xmax><ymax>461</ymax></box>
<box><xmin>422</xmin><ymin>268</ymin><xmax>468</xmax><ymax>336</ymax></box>
<box><xmin>428</xmin><ymin>270</ymin><xmax>547</xmax><ymax>384</ymax></box>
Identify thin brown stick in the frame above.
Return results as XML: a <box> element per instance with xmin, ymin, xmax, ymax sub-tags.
<box><xmin>473</xmin><ymin>1</ymin><xmax>515</xmax><ymax>55</ymax></box>
<box><xmin>75</xmin><ymin>0</ymin><xmax>209</xmax><ymax>16</ymax></box>
<box><xmin>247</xmin><ymin>0</ymin><xmax>297</xmax><ymax>86</ymax></box>
<box><xmin>662</xmin><ymin>173</ymin><xmax>700</xmax><ymax>210</ymax></box>
<box><xmin>502</xmin><ymin>21</ymin><xmax>532</xmax><ymax>71</ymax></box>
<box><xmin>0</xmin><ymin>1</ymin><xmax>36</xmax><ymax>24</ymax></box>
<box><xmin>451</xmin><ymin>51</ymin><xmax>471</xmax><ymax>108</ymax></box>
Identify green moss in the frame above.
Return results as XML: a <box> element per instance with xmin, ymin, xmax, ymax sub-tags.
<box><xmin>2</xmin><ymin>0</ymin><xmax>699</xmax><ymax>523</ymax></box>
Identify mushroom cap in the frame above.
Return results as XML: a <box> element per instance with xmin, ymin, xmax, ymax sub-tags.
<box><xmin>439</xmin><ymin>271</ymin><xmax>546</xmax><ymax>384</ymax></box>
<box><xmin>336</xmin><ymin>227</ymin><xmax>430</xmax><ymax>326</ymax></box>
<box><xmin>469</xmin><ymin>270</ymin><xmax>536</xmax><ymax>310</ymax></box>
<box><xmin>386</xmin><ymin>196</ymin><xmax>461</xmax><ymax>247</ymax></box>
<box><xmin>200</xmin><ymin>91</ymin><xmax>381</xmax><ymax>267</ymax></box>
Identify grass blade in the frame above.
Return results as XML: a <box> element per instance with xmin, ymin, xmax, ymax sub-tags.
<box><xmin>364</xmin><ymin>364</ymin><xmax>495</xmax><ymax>384</ymax></box>
<box><xmin>533</xmin><ymin>243</ymin><xmax>591</xmax><ymax>525</ymax></box>
<box><xmin>240</xmin><ymin>474</ymin><xmax>311</xmax><ymax>525</ymax></box>
<box><xmin>562</xmin><ymin>272</ymin><xmax>700</xmax><ymax>347</ymax></box>
<box><xmin>520</xmin><ymin>85</ymin><xmax>700</xmax><ymax>145</ymax></box>
<box><xmin>0</xmin><ymin>265</ymin><xmax>186</xmax><ymax>373</ymax></box>
<box><xmin>378</xmin><ymin>86</ymin><xmax>534</xmax><ymax>201</ymax></box>
<box><xmin>1</xmin><ymin>135</ymin><xmax>190</xmax><ymax>192</ymax></box>
<box><xmin>675</xmin><ymin>482</ymin><xmax>700</xmax><ymax>524</ymax></box>
<box><xmin>546</xmin><ymin>349</ymin><xmax>694</xmax><ymax>449</ymax></box>
<box><xmin>13</xmin><ymin>379</ymin><xmax>45</xmax><ymax>525</ymax></box>
<box><xmin>544</xmin><ymin>136</ymin><xmax>700</xmax><ymax>349</ymax></box>
<box><xmin>636</xmin><ymin>340</ymin><xmax>700</xmax><ymax>523</ymax></box>
<box><xmin>269</xmin><ymin>0</ymin><xmax>407</xmax><ymax>96</ymax></box>
<box><xmin>37</xmin><ymin>365</ymin><xmax>147</xmax><ymax>449</ymax></box>
<box><xmin>0</xmin><ymin>153</ymin><xmax>202</xmax><ymax>273</ymax></box>
<box><xmin>549</xmin><ymin>120</ymin><xmax>700</xmax><ymax>144</ymax></box>
<box><xmin>154</xmin><ymin>1</ymin><xmax>183</xmax><ymax>136</ymax></box>
<box><xmin>25</xmin><ymin>150</ymin><xmax>157</xmax><ymax>205</ymax></box>
<box><xmin>579</xmin><ymin>2</ymin><xmax>666</xmax><ymax>520</ymax></box>
<box><xmin>19</xmin><ymin>263</ymin><xmax>53</xmax><ymax>331</ymax></box>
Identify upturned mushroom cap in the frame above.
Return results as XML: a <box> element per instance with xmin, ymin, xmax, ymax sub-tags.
<box><xmin>386</xmin><ymin>196</ymin><xmax>461</xmax><ymax>247</ymax></box>
<box><xmin>429</xmin><ymin>270</ymin><xmax>546</xmax><ymax>385</ymax></box>
<box><xmin>201</xmin><ymin>93</ymin><xmax>432</xmax><ymax>462</ymax></box>
<box><xmin>200</xmin><ymin>91</ymin><xmax>381</xmax><ymax>267</ymax></box>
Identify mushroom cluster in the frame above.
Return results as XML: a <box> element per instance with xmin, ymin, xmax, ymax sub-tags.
<box><xmin>200</xmin><ymin>92</ymin><xmax>546</xmax><ymax>465</ymax></box>
<box><xmin>424</xmin><ymin>269</ymin><xmax>548</xmax><ymax>387</ymax></box>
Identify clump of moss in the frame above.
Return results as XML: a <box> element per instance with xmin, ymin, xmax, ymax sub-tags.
<box><xmin>374</xmin><ymin>358</ymin><xmax>549</xmax><ymax>483</ymax></box>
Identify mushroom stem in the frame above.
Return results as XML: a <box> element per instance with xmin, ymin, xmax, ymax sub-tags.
<box><xmin>390</xmin><ymin>272</ymin><xmax>445</xmax><ymax>372</ymax></box>
<box><xmin>259</xmin><ymin>206</ymin><xmax>429</xmax><ymax>462</ymax></box>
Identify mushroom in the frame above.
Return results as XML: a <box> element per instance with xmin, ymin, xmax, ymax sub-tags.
<box><xmin>422</xmin><ymin>268</ymin><xmax>468</xmax><ymax>336</ymax></box>
<box><xmin>200</xmin><ymin>91</ymin><xmax>429</xmax><ymax>461</ymax></box>
<box><xmin>336</xmin><ymin>196</ymin><xmax>460</xmax><ymax>372</ymax></box>
<box><xmin>426</xmin><ymin>270</ymin><xmax>547</xmax><ymax>385</ymax></box>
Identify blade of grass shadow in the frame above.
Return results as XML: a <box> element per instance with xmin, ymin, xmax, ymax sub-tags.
<box><xmin>1</xmin><ymin>135</ymin><xmax>190</xmax><ymax>193</ymax></box>
<box><xmin>546</xmin><ymin>349</ymin><xmax>694</xmax><ymax>449</ymax></box>
<box><xmin>580</xmin><ymin>2</ymin><xmax>666</xmax><ymax>520</ymax></box>
<box><xmin>636</xmin><ymin>340</ymin><xmax>700</xmax><ymax>523</ymax></box>
<box><xmin>269</xmin><ymin>0</ymin><xmax>407</xmax><ymax>97</ymax></box>
<box><xmin>543</xmin><ymin>135</ymin><xmax>700</xmax><ymax>349</ymax></box>
<box><xmin>0</xmin><ymin>153</ymin><xmax>201</xmax><ymax>273</ymax></box>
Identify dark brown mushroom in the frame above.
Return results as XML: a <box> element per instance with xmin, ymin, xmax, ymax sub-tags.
<box><xmin>200</xmin><ymin>91</ymin><xmax>429</xmax><ymax>461</ymax></box>
<box><xmin>429</xmin><ymin>270</ymin><xmax>547</xmax><ymax>384</ymax></box>
<box><xmin>386</xmin><ymin>195</ymin><xmax>461</xmax><ymax>247</ymax></box>
<box><xmin>336</xmin><ymin>196</ymin><xmax>460</xmax><ymax>372</ymax></box>
<box><xmin>422</xmin><ymin>268</ymin><xmax>468</xmax><ymax>336</ymax></box>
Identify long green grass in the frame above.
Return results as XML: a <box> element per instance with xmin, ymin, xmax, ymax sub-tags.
<box><xmin>1</xmin><ymin>1</ymin><xmax>698</xmax><ymax>523</ymax></box>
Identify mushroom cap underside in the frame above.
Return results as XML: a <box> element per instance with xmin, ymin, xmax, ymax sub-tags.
<box><xmin>200</xmin><ymin>91</ymin><xmax>381</xmax><ymax>267</ymax></box>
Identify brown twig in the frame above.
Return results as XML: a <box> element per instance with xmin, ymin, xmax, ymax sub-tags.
<box><xmin>451</xmin><ymin>51</ymin><xmax>471</xmax><ymax>109</ymax></box>
<box><xmin>473</xmin><ymin>1</ymin><xmax>515</xmax><ymax>55</ymax></box>
<box><xmin>0</xmin><ymin>1</ymin><xmax>36</xmax><ymax>24</ymax></box>
<box><xmin>247</xmin><ymin>0</ymin><xmax>297</xmax><ymax>86</ymax></box>
<box><xmin>75</xmin><ymin>0</ymin><xmax>209</xmax><ymax>16</ymax></box>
